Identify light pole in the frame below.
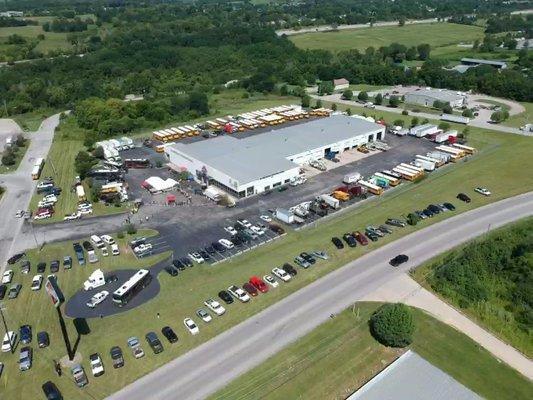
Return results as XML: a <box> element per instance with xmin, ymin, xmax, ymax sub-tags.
<box><xmin>0</xmin><ymin>303</ymin><xmax>12</xmax><ymax>353</ymax></box>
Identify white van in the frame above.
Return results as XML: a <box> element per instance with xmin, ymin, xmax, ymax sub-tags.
<box><xmin>90</xmin><ymin>235</ymin><xmax>106</xmax><ymax>249</ymax></box>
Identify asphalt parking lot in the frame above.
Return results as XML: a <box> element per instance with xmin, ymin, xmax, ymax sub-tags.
<box><xmin>119</xmin><ymin>134</ymin><xmax>437</xmax><ymax>263</ymax></box>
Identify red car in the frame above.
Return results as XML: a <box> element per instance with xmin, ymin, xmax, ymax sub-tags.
<box><xmin>242</xmin><ymin>282</ymin><xmax>258</xmax><ymax>297</ymax></box>
<box><xmin>353</xmin><ymin>231</ymin><xmax>368</xmax><ymax>246</ymax></box>
<box><xmin>249</xmin><ymin>276</ymin><xmax>268</xmax><ymax>293</ymax></box>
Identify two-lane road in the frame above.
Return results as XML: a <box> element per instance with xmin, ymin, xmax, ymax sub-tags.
<box><xmin>108</xmin><ymin>192</ymin><xmax>533</xmax><ymax>400</ymax></box>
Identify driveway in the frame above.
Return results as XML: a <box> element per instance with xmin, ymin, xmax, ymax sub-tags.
<box><xmin>0</xmin><ymin>113</ymin><xmax>62</xmax><ymax>271</ymax></box>
<box><xmin>106</xmin><ymin>192</ymin><xmax>533</xmax><ymax>400</ymax></box>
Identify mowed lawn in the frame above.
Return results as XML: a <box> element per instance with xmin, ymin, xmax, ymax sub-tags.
<box><xmin>289</xmin><ymin>23</ymin><xmax>484</xmax><ymax>52</ymax></box>
<box><xmin>503</xmin><ymin>101</ymin><xmax>533</xmax><ymax>129</ymax></box>
<box><xmin>2</xmin><ymin>120</ymin><xmax>533</xmax><ymax>399</ymax></box>
<box><xmin>211</xmin><ymin>303</ymin><xmax>533</xmax><ymax>400</ymax></box>
<box><xmin>0</xmin><ymin>24</ymin><xmax>72</xmax><ymax>54</ymax></box>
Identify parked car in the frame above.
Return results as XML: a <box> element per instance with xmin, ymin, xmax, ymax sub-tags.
<box><xmin>263</xmin><ymin>274</ymin><xmax>279</xmax><ymax>288</ymax></box>
<box><xmin>378</xmin><ymin>224</ymin><xmax>393</xmax><ymax>234</ymax></box>
<box><xmin>294</xmin><ymin>256</ymin><xmax>311</xmax><ymax>269</ymax></box>
<box><xmin>196</xmin><ymin>308</ymin><xmax>213</xmax><ymax>322</ymax></box>
<box><xmin>63</xmin><ymin>256</ymin><xmax>72</xmax><ymax>269</ymax></box>
<box><xmin>82</xmin><ymin>241</ymin><xmax>94</xmax><ymax>251</ymax></box>
<box><xmin>224</xmin><ymin>226</ymin><xmax>238</xmax><ymax>235</ymax></box>
<box><xmin>164</xmin><ymin>265</ymin><xmax>179</xmax><ymax>276</ymax></box>
<box><xmin>219</xmin><ymin>239</ymin><xmax>235</xmax><ymax>250</ymax></box>
<box><xmin>188</xmin><ymin>252</ymin><xmax>204</xmax><ymax>264</ymax></box>
<box><xmin>443</xmin><ymin>202</ymin><xmax>456</xmax><ymax>211</ymax></box>
<box><xmin>242</xmin><ymin>282</ymin><xmax>258</xmax><ymax>297</ymax></box>
<box><xmin>272</xmin><ymin>267</ymin><xmax>291</xmax><ymax>282</ymax></box>
<box><xmin>332</xmin><ymin>237</ymin><xmax>344</xmax><ymax>249</ymax></box>
<box><xmin>204</xmin><ymin>298</ymin><xmax>226</xmax><ymax>315</ymax></box>
<box><xmin>180</xmin><ymin>257</ymin><xmax>193</xmax><ymax>268</ymax></box>
<box><xmin>218</xmin><ymin>290</ymin><xmax>234</xmax><ymax>304</ymax></box>
<box><xmin>110</xmin><ymin>346</ymin><xmax>124</xmax><ymax>368</ymax></box>
<box><xmin>127</xmin><ymin>336</ymin><xmax>145</xmax><ymax>359</ymax></box>
<box><xmin>353</xmin><ymin>231</ymin><xmax>368</xmax><ymax>246</ymax></box>
<box><xmin>282</xmin><ymin>263</ymin><xmax>297</xmax><ymax>276</ymax></box>
<box><xmin>212</xmin><ymin>241</ymin><xmax>226</xmax><ymax>252</ymax></box>
<box><xmin>50</xmin><ymin>260</ymin><xmax>60</xmax><ymax>273</ymax></box>
<box><xmin>161</xmin><ymin>326</ymin><xmax>178</xmax><ymax>343</ymax></box>
<box><xmin>19</xmin><ymin>346</ymin><xmax>33</xmax><ymax>371</ymax></box>
<box><xmin>457</xmin><ymin>193</ymin><xmax>471</xmax><ymax>203</ymax></box>
<box><xmin>90</xmin><ymin>353</ymin><xmax>105</xmax><ymax>377</ymax></box>
<box><xmin>300</xmin><ymin>252</ymin><xmax>316</xmax><ymax>264</ymax></box>
<box><xmin>227</xmin><ymin>285</ymin><xmax>251</xmax><ymax>302</ymax></box>
<box><xmin>31</xmin><ymin>275</ymin><xmax>43</xmax><ymax>291</ymax></box>
<box><xmin>8</xmin><ymin>284</ymin><xmax>21</xmax><ymax>299</ymax></box>
<box><xmin>269</xmin><ymin>224</ymin><xmax>285</xmax><ymax>235</ymax></box>
<box><xmin>249</xmin><ymin>276</ymin><xmax>268</xmax><ymax>293</ymax></box>
<box><xmin>71</xmin><ymin>364</ymin><xmax>88</xmax><ymax>387</ymax></box>
<box><xmin>389</xmin><ymin>254</ymin><xmax>409</xmax><ymax>267</ymax></box>
<box><xmin>7</xmin><ymin>252</ymin><xmax>25</xmax><ymax>265</ymax></box>
<box><xmin>427</xmin><ymin>204</ymin><xmax>441</xmax><ymax>215</ymax></box>
<box><xmin>474</xmin><ymin>187</ymin><xmax>491</xmax><ymax>196</ymax></box>
<box><xmin>183</xmin><ymin>318</ymin><xmax>199</xmax><ymax>335</ymax></box>
<box><xmin>2</xmin><ymin>270</ymin><xmax>13</xmax><ymax>284</ymax></box>
<box><xmin>20</xmin><ymin>325</ymin><xmax>32</xmax><ymax>344</ymax></box>
<box><xmin>0</xmin><ymin>284</ymin><xmax>6</xmax><ymax>300</ymax></box>
<box><xmin>42</xmin><ymin>381</ymin><xmax>63</xmax><ymax>400</ymax></box>
<box><xmin>237</xmin><ymin>219</ymin><xmax>252</xmax><ymax>228</ymax></box>
<box><xmin>101</xmin><ymin>235</ymin><xmax>116</xmax><ymax>245</ymax></box>
<box><xmin>311</xmin><ymin>251</ymin><xmax>329</xmax><ymax>260</ymax></box>
<box><xmin>366</xmin><ymin>226</ymin><xmax>384</xmax><ymax>237</ymax></box>
<box><xmin>111</xmin><ymin>243</ymin><xmax>120</xmax><ymax>256</ymax></box>
<box><xmin>259</xmin><ymin>215</ymin><xmax>272</xmax><ymax>222</ymax></box>
<box><xmin>1</xmin><ymin>331</ymin><xmax>16</xmax><ymax>352</ymax></box>
<box><xmin>37</xmin><ymin>331</ymin><xmax>50</xmax><ymax>348</ymax></box>
<box><xmin>365</xmin><ymin>230</ymin><xmax>379</xmax><ymax>242</ymax></box>
<box><xmin>37</xmin><ymin>262</ymin><xmax>46</xmax><ymax>273</ymax></box>
<box><xmin>172</xmin><ymin>259</ymin><xmax>186</xmax><ymax>271</ymax></box>
<box><xmin>86</xmin><ymin>291</ymin><xmax>109</xmax><ymax>308</ymax></box>
<box><xmin>343</xmin><ymin>233</ymin><xmax>357</xmax><ymax>247</ymax></box>
<box><xmin>20</xmin><ymin>260</ymin><xmax>30</xmax><ymax>274</ymax></box>
<box><xmin>385</xmin><ymin>218</ymin><xmax>406</xmax><ymax>227</ymax></box>
<box><xmin>145</xmin><ymin>332</ymin><xmax>164</xmax><ymax>354</ymax></box>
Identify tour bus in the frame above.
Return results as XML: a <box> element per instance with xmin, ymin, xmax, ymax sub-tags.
<box><xmin>32</xmin><ymin>158</ymin><xmax>45</xmax><ymax>180</ymax></box>
<box><xmin>112</xmin><ymin>269</ymin><xmax>152</xmax><ymax>307</ymax></box>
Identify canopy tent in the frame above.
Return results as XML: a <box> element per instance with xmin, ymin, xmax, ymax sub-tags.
<box><xmin>142</xmin><ymin>176</ymin><xmax>178</xmax><ymax>193</ymax></box>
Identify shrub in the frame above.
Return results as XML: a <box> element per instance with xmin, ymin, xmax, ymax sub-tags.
<box><xmin>125</xmin><ymin>223</ymin><xmax>137</xmax><ymax>235</ymax></box>
<box><xmin>374</xmin><ymin>93</ymin><xmax>383</xmax><ymax>105</ymax></box>
<box><xmin>331</xmin><ymin>103</ymin><xmax>337</xmax><ymax>111</ymax></box>
<box><xmin>393</xmin><ymin>119</ymin><xmax>404</xmax><ymax>127</ymax></box>
<box><xmin>388</xmin><ymin>95</ymin><xmax>400</xmax><ymax>108</ymax></box>
<box><xmin>357</xmin><ymin>91</ymin><xmax>369</xmax><ymax>101</ymax></box>
<box><xmin>401</xmin><ymin>110</ymin><xmax>409</xmax><ymax>115</ymax></box>
<box><xmin>346</xmin><ymin>108</ymin><xmax>352</xmax><ymax>116</ymax></box>
<box><xmin>341</xmin><ymin>89</ymin><xmax>353</xmax><ymax>100</ymax></box>
<box><xmin>369</xmin><ymin>303</ymin><xmax>415</xmax><ymax>348</ymax></box>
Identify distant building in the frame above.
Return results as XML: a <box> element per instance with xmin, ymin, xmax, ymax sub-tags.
<box><xmin>460</xmin><ymin>58</ymin><xmax>507</xmax><ymax>69</ymax></box>
<box><xmin>404</xmin><ymin>88</ymin><xmax>466</xmax><ymax>108</ymax></box>
<box><xmin>333</xmin><ymin>78</ymin><xmax>350</xmax><ymax>91</ymax></box>
<box><xmin>0</xmin><ymin>11</ymin><xmax>24</xmax><ymax>17</ymax></box>
<box><xmin>347</xmin><ymin>351</ymin><xmax>481</xmax><ymax>400</ymax></box>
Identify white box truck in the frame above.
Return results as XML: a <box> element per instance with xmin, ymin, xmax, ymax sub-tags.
<box><xmin>319</xmin><ymin>194</ymin><xmax>340</xmax><ymax>209</ymax></box>
<box><xmin>275</xmin><ymin>208</ymin><xmax>295</xmax><ymax>224</ymax></box>
<box><xmin>343</xmin><ymin>172</ymin><xmax>361</xmax><ymax>184</ymax></box>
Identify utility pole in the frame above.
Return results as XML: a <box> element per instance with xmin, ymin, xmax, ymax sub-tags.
<box><xmin>0</xmin><ymin>303</ymin><xmax>12</xmax><ymax>353</ymax></box>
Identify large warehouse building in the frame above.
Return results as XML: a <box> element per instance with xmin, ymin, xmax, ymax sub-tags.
<box><xmin>404</xmin><ymin>88</ymin><xmax>466</xmax><ymax>108</ymax></box>
<box><xmin>165</xmin><ymin>115</ymin><xmax>385</xmax><ymax>199</ymax></box>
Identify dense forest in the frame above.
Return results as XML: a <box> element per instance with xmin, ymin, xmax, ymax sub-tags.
<box><xmin>424</xmin><ymin>219</ymin><xmax>533</xmax><ymax>356</ymax></box>
<box><xmin>0</xmin><ymin>0</ymin><xmax>532</xmax><ymax>133</ymax></box>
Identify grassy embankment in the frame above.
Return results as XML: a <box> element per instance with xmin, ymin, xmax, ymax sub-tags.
<box><xmin>2</xmin><ymin>116</ymin><xmax>533</xmax><ymax>398</ymax></box>
<box><xmin>211</xmin><ymin>303</ymin><xmax>533</xmax><ymax>400</ymax></box>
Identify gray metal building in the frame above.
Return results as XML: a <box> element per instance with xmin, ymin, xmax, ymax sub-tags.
<box><xmin>404</xmin><ymin>89</ymin><xmax>466</xmax><ymax>108</ymax></box>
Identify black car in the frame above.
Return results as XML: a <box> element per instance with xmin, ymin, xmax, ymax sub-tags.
<box><xmin>270</xmin><ymin>224</ymin><xmax>285</xmax><ymax>235</ymax></box>
<box><xmin>37</xmin><ymin>262</ymin><xmax>46</xmax><ymax>273</ymax></box>
<box><xmin>236</xmin><ymin>232</ymin><xmax>251</xmax><ymax>243</ymax></box>
<box><xmin>457</xmin><ymin>193</ymin><xmax>471</xmax><ymax>203</ymax></box>
<box><xmin>110</xmin><ymin>346</ymin><xmax>124</xmax><ymax>369</ymax></box>
<box><xmin>164</xmin><ymin>265</ymin><xmax>179</xmax><ymax>276</ymax></box>
<box><xmin>0</xmin><ymin>284</ymin><xmax>6</xmax><ymax>300</ymax></box>
<box><xmin>300</xmin><ymin>252</ymin><xmax>316</xmax><ymax>264</ymax></box>
<box><xmin>389</xmin><ymin>254</ymin><xmax>409</xmax><ymax>267</ymax></box>
<box><xmin>180</xmin><ymin>257</ymin><xmax>193</xmax><ymax>268</ymax></box>
<box><xmin>443</xmin><ymin>202</ymin><xmax>456</xmax><ymax>211</ymax></box>
<box><xmin>365</xmin><ymin>231</ymin><xmax>379</xmax><ymax>242</ymax></box>
<box><xmin>42</xmin><ymin>381</ymin><xmax>63</xmax><ymax>400</ymax></box>
<box><xmin>231</xmin><ymin>236</ymin><xmax>243</xmax><ymax>246</ymax></box>
<box><xmin>20</xmin><ymin>324</ymin><xmax>32</xmax><ymax>344</ymax></box>
<box><xmin>145</xmin><ymin>332</ymin><xmax>164</xmax><ymax>354</ymax></box>
<box><xmin>172</xmin><ymin>259</ymin><xmax>186</xmax><ymax>271</ymax></box>
<box><xmin>7</xmin><ymin>252</ymin><xmax>25</xmax><ymax>265</ymax></box>
<box><xmin>332</xmin><ymin>237</ymin><xmax>344</xmax><ymax>249</ymax></box>
<box><xmin>50</xmin><ymin>260</ymin><xmax>60</xmax><ymax>273</ymax></box>
<box><xmin>343</xmin><ymin>233</ymin><xmax>357</xmax><ymax>247</ymax></box>
<box><xmin>427</xmin><ymin>204</ymin><xmax>441</xmax><ymax>214</ymax></box>
<box><xmin>38</xmin><ymin>331</ymin><xmax>50</xmax><ymax>348</ymax></box>
<box><xmin>161</xmin><ymin>326</ymin><xmax>178</xmax><ymax>343</ymax></box>
<box><xmin>422</xmin><ymin>208</ymin><xmax>434</xmax><ymax>218</ymax></box>
<box><xmin>82</xmin><ymin>241</ymin><xmax>94</xmax><ymax>251</ymax></box>
<box><xmin>199</xmin><ymin>250</ymin><xmax>211</xmax><ymax>260</ymax></box>
<box><xmin>105</xmin><ymin>274</ymin><xmax>118</xmax><ymax>283</ymax></box>
<box><xmin>282</xmin><ymin>263</ymin><xmax>297</xmax><ymax>276</ymax></box>
<box><xmin>204</xmin><ymin>246</ymin><xmax>216</xmax><ymax>255</ymax></box>
<box><xmin>212</xmin><ymin>242</ymin><xmax>226</xmax><ymax>252</ymax></box>
<box><xmin>385</xmin><ymin>218</ymin><xmax>406</xmax><ymax>227</ymax></box>
<box><xmin>218</xmin><ymin>290</ymin><xmax>234</xmax><ymax>304</ymax></box>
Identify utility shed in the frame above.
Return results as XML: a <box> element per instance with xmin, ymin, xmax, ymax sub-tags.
<box><xmin>347</xmin><ymin>351</ymin><xmax>481</xmax><ymax>400</ymax></box>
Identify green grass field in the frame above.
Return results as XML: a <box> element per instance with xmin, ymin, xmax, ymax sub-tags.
<box><xmin>3</xmin><ymin>116</ymin><xmax>533</xmax><ymax>398</ymax></box>
<box><xmin>289</xmin><ymin>23</ymin><xmax>484</xmax><ymax>53</ymax></box>
<box><xmin>411</xmin><ymin>218</ymin><xmax>533</xmax><ymax>357</ymax></box>
<box><xmin>503</xmin><ymin>101</ymin><xmax>533</xmax><ymax>129</ymax></box>
<box><xmin>211</xmin><ymin>303</ymin><xmax>533</xmax><ymax>400</ymax></box>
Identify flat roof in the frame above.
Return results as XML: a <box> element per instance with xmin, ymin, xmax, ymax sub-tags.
<box><xmin>169</xmin><ymin>115</ymin><xmax>382</xmax><ymax>184</ymax></box>
<box><xmin>406</xmin><ymin>88</ymin><xmax>464</xmax><ymax>103</ymax></box>
<box><xmin>348</xmin><ymin>351</ymin><xmax>481</xmax><ymax>400</ymax></box>
<box><xmin>461</xmin><ymin>58</ymin><xmax>507</xmax><ymax>67</ymax></box>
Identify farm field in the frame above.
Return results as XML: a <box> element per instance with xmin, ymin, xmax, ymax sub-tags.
<box><xmin>3</xmin><ymin>118</ymin><xmax>533</xmax><ymax>398</ymax></box>
<box><xmin>212</xmin><ymin>303</ymin><xmax>533</xmax><ymax>400</ymax></box>
<box><xmin>289</xmin><ymin>23</ymin><xmax>484</xmax><ymax>53</ymax></box>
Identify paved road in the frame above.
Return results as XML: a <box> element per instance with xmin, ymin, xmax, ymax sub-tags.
<box><xmin>107</xmin><ymin>192</ymin><xmax>533</xmax><ymax>400</ymax></box>
<box><xmin>365</xmin><ymin>274</ymin><xmax>533</xmax><ymax>380</ymax></box>
<box><xmin>276</xmin><ymin>18</ymin><xmax>440</xmax><ymax>36</ymax></box>
<box><xmin>0</xmin><ymin>113</ymin><xmax>61</xmax><ymax>270</ymax></box>
<box><xmin>314</xmin><ymin>94</ymin><xmax>531</xmax><ymax>136</ymax></box>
